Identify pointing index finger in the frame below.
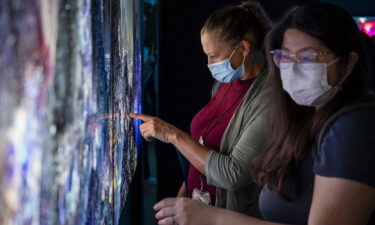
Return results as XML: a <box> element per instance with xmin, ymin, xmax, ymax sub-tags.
<box><xmin>129</xmin><ymin>113</ymin><xmax>153</xmax><ymax>121</ymax></box>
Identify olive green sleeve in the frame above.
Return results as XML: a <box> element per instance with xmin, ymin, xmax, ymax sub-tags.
<box><xmin>204</xmin><ymin>112</ymin><xmax>270</xmax><ymax>191</ymax></box>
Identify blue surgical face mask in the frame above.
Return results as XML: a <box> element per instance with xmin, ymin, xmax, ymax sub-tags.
<box><xmin>208</xmin><ymin>43</ymin><xmax>245</xmax><ymax>83</ymax></box>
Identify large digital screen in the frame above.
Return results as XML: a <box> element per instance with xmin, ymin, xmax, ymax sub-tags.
<box><xmin>0</xmin><ymin>0</ymin><xmax>141</xmax><ymax>224</ymax></box>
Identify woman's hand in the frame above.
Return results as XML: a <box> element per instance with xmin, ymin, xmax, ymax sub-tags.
<box><xmin>131</xmin><ymin>112</ymin><xmax>208</xmax><ymax>174</ymax></box>
<box><xmin>154</xmin><ymin>197</ymin><xmax>217</xmax><ymax>225</ymax></box>
<box><xmin>130</xmin><ymin>113</ymin><xmax>179</xmax><ymax>144</ymax></box>
<box><xmin>154</xmin><ymin>198</ymin><xmax>279</xmax><ymax>225</ymax></box>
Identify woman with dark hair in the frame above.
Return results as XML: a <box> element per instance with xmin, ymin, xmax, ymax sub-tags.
<box><xmin>153</xmin><ymin>2</ymin><xmax>375</xmax><ymax>225</ymax></box>
<box><xmin>131</xmin><ymin>0</ymin><xmax>272</xmax><ymax>217</ymax></box>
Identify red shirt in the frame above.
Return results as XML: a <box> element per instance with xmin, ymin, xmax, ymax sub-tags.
<box><xmin>188</xmin><ymin>78</ymin><xmax>254</xmax><ymax>202</ymax></box>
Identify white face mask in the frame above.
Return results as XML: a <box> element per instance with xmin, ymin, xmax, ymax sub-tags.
<box><xmin>280</xmin><ymin>58</ymin><xmax>341</xmax><ymax>107</ymax></box>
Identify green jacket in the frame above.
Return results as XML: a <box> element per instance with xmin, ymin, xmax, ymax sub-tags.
<box><xmin>205</xmin><ymin>70</ymin><xmax>271</xmax><ymax>217</ymax></box>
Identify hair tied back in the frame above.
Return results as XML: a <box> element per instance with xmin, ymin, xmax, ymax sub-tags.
<box><xmin>239</xmin><ymin>4</ymin><xmax>250</xmax><ymax>13</ymax></box>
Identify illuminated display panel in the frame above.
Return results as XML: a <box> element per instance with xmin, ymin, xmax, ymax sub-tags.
<box><xmin>354</xmin><ymin>17</ymin><xmax>375</xmax><ymax>37</ymax></box>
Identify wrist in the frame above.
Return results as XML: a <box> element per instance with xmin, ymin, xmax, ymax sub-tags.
<box><xmin>169</xmin><ymin>127</ymin><xmax>183</xmax><ymax>145</ymax></box>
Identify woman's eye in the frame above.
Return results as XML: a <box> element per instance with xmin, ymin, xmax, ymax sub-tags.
<box><xmin>280</xmin><ymin>54</ymin><xmax>291</xmax><ymax>60</ymax></box>
<box><xmin>299</xmin><ymin>55</ymin><xmax>315</xmax><ymax>62</ymax></box>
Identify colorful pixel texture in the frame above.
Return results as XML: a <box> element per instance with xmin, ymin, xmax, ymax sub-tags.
<box><xmin>0</xmin><ymin>0</ymin><xmax>141</xmax><ymax>224</ymax></box>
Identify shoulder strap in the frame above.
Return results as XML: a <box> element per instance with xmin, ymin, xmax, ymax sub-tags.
<box><xmin>211</xmin><ymin>81</ymin><xmax>221</xmax><ymax>98</ymax></box>
<box><xmin>317</xmin><ymin>102</ymin><xmax>375</xmax><ymax>152</ymax></box>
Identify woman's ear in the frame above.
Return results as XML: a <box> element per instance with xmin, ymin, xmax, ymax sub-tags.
<box><xmin>240</xmin><ymin>40</ymin><xmax>251</xmax><ymax>57</ymax></box>
<box><xmin>343</xmin><ymin>51</ymin><xmax>359</xmax><ymax>79</ymax></box>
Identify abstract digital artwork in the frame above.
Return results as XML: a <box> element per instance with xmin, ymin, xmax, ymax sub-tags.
<box><xmin>0</xmin><ymin>0</ymin><xmax>141</xmax><ymax>224</ymax></box>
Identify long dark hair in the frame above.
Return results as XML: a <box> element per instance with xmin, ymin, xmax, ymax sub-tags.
<box><xmin>253</xmin><ymin>2</ymin><xmax>371</xmax><ymax>198</ymax></box>
<box><xmin>201</xmin><ymin>0</ymin><xmax>271</xmax><ymax>50</ymax></box>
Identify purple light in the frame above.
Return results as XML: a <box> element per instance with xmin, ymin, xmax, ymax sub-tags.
<box><xmin>355</xmin><ymin>17</ymin><xmax>375</xmax><ymax>37</ymax></box>
<box><xmin>360</xmin><ymin>21</ymin><xmax>375</xmax><ymax>37</ymax></box>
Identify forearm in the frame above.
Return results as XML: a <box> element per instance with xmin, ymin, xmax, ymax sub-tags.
<box><xmin>212</xmin><ymin>207</ymin><xmax>283</xmax><ymax>225</ymax></box>
<box><xmin>155</xmin><ymin>198</ymin><xmax>286</xmax><ymax>225</ymax></box>
<box><xmin>170</xmin><ymin>129</ymin><xmax>210</xmax><ymax>175</ymax></box>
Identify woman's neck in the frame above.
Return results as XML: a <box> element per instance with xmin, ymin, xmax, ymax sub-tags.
<box><xmin>241</xmin><ymin>54</ymin><xmax>266</xmax><ymax>80</ymax></box>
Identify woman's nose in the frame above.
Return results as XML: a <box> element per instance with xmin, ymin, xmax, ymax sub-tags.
<box><xmin>289</xmin><ymin>54</ymin><xmax>299</xmax><ymax>63</ymax></box>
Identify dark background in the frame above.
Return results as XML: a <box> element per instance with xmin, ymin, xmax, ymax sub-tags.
<box><xmin>156</xmin><ymin>0</ymin><xmax>321</xmax><ymax>202</ymax></box>
<box><xmin>157</xmin><ymin>0</ymin><xmax>375</xmax><ymax>201</ymax></box>
<box><xmin>122</xmin><ymin>0</ymin><xmax>375</xmax><ymax>224</ymax></box>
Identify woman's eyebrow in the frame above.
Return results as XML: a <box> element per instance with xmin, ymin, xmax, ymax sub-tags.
<box><xmin>281</xmin><ymin>46</ymin><xmax>319</xmax><ymax>52</ymax></box>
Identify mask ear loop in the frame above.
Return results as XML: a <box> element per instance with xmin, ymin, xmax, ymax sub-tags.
<box><xmin>229</xmin><ymin>42</ymin><xmax>246</xmax><ymax>70</ymax></box>
<box><xmin>326</xmin><ymin>58</ymin><xmax>345</xmax><ymax>89</ymax></box>
<box><xmin>241</xmin><ymin>54</ymin><xmax>246</xmax><ymax>65</ymax></box>
<box><xmin>228</xmin><ymin>42</ymin><xmax>241</xmax><ymax>60</ymax></box>
<box><xmin>326</xmin><ymin>57</ymin><xmax>341</xmax><ymax>67</ymax></box>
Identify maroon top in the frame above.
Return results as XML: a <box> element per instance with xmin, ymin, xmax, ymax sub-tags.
<box><xmin>187</xmin><ymin>78</ymin><xmax>254</xmax><ymax>203</ymax></box>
